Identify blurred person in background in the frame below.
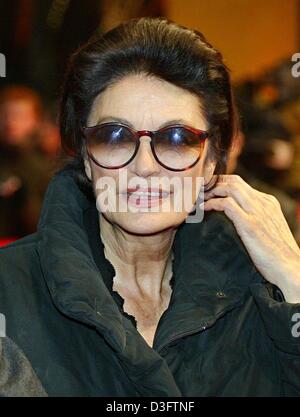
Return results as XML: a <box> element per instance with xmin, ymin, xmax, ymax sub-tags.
<box><xmin>0</xmin><ymin>86</ymin><xmax>53</xmax><ymax>237</ymax></box>
<box><xmin>0</xmin><ymin>86</ymin><xmax>41</xmax><ymax>147</ymax></box>
<box><xmin>239</xmin><ymin>110</ymin><xmax>294</xmax><ymax>190</ymax></box>
<box><xmin>278</xmin><ymin>98</ymin><xmax>300</xmax><ymax>199</ymax></box>
<box><xmin>235</xmin><ymin>59</ymin><xmax>300</xmax><ymax>200</ymax></box>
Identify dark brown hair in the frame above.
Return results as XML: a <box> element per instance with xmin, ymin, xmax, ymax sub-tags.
<box><xmin>59</xmin><ymin>16</ymin><xmax>239</xmax><ymax>193</ymax></box>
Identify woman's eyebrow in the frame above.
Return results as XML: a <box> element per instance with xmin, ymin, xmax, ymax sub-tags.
<box><xmin>158</xmin><ymin>119</ymin><xmax>192</xmax><ymax>128</ymax></box>
<box><xmin>96</xmin><ymin>116</ymin><xmax>135</xmax><ymax>127</ymax></box>
<box><xmin>96</xmin><ymin>116</ymin><xmax>192</xmax><ymax>129</ymax></box>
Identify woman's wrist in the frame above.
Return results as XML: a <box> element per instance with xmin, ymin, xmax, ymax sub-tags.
<box><xmin>275</xmin><ymin>260</ymin><xmax>300</xmax><ymax>303</ymax></box>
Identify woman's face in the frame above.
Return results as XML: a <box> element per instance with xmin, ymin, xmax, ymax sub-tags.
<box><xmin>85</xmin><ymin>74</ymin><xmax>216</xmax><ymax>235</ymax></box>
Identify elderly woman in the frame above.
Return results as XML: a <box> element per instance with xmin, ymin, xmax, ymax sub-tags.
<box><xmin>1</xmin><ymin>17</ymin><xmax>300</xmax><ymax>397</ymax></box>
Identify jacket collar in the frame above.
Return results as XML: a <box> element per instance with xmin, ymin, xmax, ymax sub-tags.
<box><xmin>37</xmin><ymin>168</ymin><xmax>263</xmax><ymax>354</ymax></box>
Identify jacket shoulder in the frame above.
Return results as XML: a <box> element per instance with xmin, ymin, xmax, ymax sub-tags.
<box><xmin>0</xmin><ymin>234</ymin><xmax>41</xmax><ymax>293</ymax></box>
<box><xmin>0</xmin><ymin>233</ymin><xmax>38</xmax><ymax>253</ymax></box>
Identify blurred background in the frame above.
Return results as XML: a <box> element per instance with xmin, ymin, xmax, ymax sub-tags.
<box><xmin>0</xmin><ymin>0</ymin><xmax>300</xmax><ymax>245</ymax></box>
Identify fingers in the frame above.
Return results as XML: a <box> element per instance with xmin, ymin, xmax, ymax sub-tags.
<box><xmin>210</xmin><ymin>174</ymin><xmax>252</xmax><ymax>187</ymax></box>
<box><xmin>204</xmin><ymin>183</ymin><xmax>251</xmax><ymax>212</ymax></box>
<box><xmin>204</xmin><ymin>174</ymin><xmax>282</xmax><ymax>214</ymax></box>
<box><xmin>202</xmin><ymin>196</ymin><xmax>248</xmax><ymax>226</ymax></box>
<box><xmin>204</xmin><ymin>175</ymin><xmax>257</xmax><ymax>213</ymax></box>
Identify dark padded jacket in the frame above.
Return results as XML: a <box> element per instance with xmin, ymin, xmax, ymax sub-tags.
<box><xmin>0</xmin><ymin>168</ymin><xmax>300</xmax><ymax>397</ymax></box>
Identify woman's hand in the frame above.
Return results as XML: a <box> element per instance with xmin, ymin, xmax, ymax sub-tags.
<box><xmin>202</xmin><ymin>174</ymin><xmax>300</xmax><ymax>303</ymax></box>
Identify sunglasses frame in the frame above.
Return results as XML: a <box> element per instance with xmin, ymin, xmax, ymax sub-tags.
<box><xmin>81</xmin><ymin>122</ymin><xmax>210</xmax><ymax>172</ymax></box>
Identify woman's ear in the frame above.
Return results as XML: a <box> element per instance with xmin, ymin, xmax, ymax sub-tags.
<box><xmin>203</xmin><ymin>159</ymin><xmax>217</xmax><ymax>186</ymax></box>
<box><xmin>84</xmin><ymin>157</ymin><xmax>92</xmax><ymax>181</ymax></box>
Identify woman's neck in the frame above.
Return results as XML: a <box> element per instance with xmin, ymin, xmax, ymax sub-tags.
<box><xmin>99</xmin><ymin>214</ymin><xmax>176</xmax><ymax>300</ymax></box>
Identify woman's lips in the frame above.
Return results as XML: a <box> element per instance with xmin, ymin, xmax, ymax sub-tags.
<box><xmin>120</xmin><ymin>187</ymin><xmax>172</xmax><ymax>208</ymax></box>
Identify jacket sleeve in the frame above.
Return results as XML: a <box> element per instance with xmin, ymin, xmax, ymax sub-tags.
<box><xmin>0</xmin><ymin>337</ymin><xmax>47</xmax><ymax>397</ymax></box>
<box><xmin>250</xmin><ymin>281</ymin><xmax>300</xmax><ymax>396</ymax></box>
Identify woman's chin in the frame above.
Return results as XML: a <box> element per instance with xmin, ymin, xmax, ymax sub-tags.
<box><xmin>104</xmin><ymin>211</ymin><xmax>186</xmax><ymax>236</ymax></box>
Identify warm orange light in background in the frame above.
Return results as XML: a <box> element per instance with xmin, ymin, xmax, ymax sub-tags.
<box><xmin>166</xmin><ymin>0</ymin><xmax>299</xmax><ymax>81</ymax></box>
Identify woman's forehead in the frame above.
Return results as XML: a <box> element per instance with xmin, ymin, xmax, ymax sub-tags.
<box><xmin>88</xmin><ymin>75</ymin><xmax>207</xmax><ymax>130</ymax></box>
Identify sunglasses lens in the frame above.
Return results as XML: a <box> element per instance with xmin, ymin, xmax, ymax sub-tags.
<box><xmin>86</xmin><ymin>124</ymin><xmax>136</xmax><ymax>168</ymax></box>
<box><xmin>85</xmin><ymin>124</ymin><xmax>206</xmax><ymax>170</ymax></box>
<box><xmin>154</xmin><ymin>127</ymin><xmax>204</xmax><ymax>170</ymax></box>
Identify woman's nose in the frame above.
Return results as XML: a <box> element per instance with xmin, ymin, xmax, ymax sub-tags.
<box><xmin>129</xmin><ymin>136</ymin><xmax>160</xmax><ymax>177</ymax></box>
